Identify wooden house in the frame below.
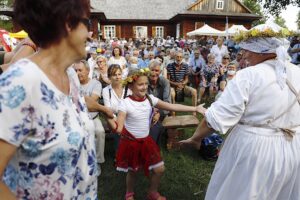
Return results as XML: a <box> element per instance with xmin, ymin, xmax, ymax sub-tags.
<box><xmin>0</xmin><ymin>0</ymin><xmax>261</xmax><ymax>39</ymax></box>
<box><xmin>90</xmin><ymin>0</ymin><xmax>260</xmax><ymax>39</ymax></box>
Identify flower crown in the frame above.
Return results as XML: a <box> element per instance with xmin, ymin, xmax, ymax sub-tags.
<box><xmin>122</xmin><ymin>68</ymin><xmax>151</xmax><ymax>86</ymax></box>
<box><xmin>234</xmin><ymin>28</ymin><xmax>293</xmax><ymax>43</ymax></box>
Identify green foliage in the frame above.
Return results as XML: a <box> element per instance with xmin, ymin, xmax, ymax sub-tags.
<box><xmin>257</xmin><ymin>0</ymin><xmax>300</xmax><ymax>16</ymax></box>
<box><xmin>297</xmin><ymin>11</ymin><xmax>300</xmax><ymax>29</ymax></box>
<box><xmin>242</xmin><ymin>0</ymin><xmax>267</xmax><ymax>26</ymax></box>
<box><xmin>0</xmin><ymin>0</ymin><xmax>13</xmax><ymax>7</ymax></box>
<box><xmin>274</xmin><ymin>16</ymin><xmax>287</xmax><ymax>28</ymax></box>
<box><xmin>0</xmin><ymin>19</ymin><xmax>13</xmax><ymax>31</ymax></box>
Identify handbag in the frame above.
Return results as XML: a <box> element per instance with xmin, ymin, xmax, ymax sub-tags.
<box><xmin>199</xmin><ymin>133</ymin><xmax>223</xmax><ymax>161</ymax></box>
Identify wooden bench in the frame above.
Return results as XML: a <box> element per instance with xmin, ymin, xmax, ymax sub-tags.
<box><xmin>162</xmin><ymin>115</ymin><xmax>199</xmax><ymax>150</ymax></box>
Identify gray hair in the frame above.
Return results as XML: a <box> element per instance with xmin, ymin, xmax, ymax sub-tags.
<box><xmin>129</xmin><ymin>56</ymin><xmax>138</xmax><ymax>64</ymax></box>
<box><xmin>76</xmin><ymin>60</ymin><xmax>90</xmax><ymax>70</ymax></box>
<box><xmin>148</xmin><ymin>59</ymin><xmax>161</xmax><ymax>70</ymax></box>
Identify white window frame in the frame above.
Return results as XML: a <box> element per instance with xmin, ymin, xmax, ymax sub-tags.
<box><xmin>176</xmin><ymin>23</ymin><xmax>180</xmax><ymax>39</ymax></box>
<box><xmin>136</xmin><ymin>26</ymin><xmax>148</xmax><ymax>38</ymax></box>
<box><xmin>216</xmin><ymin>0</ymin><xmax>224</xmax><ymax>10</ymax></box>
<box><xmin>103</xmin><ymin>25</ymin><xmax>116</xmax><ymax>39</ymax></box>
<box><xmin>155</xmin><ymin>26</ymin><xmax>164</xmax><ymax>38</ymax></box>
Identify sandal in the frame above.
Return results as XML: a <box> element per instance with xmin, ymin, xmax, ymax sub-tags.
<box><xmin>147</xmin><ymin>191</ymin><xmax>166</xmax><ymax>200</ymax></box>
<box><xmin>125</xmin><ymin>192</ymin><xmax>135</xmax><ymax>200</ymax></box>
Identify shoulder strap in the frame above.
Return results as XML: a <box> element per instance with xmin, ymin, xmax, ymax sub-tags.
<box><xmin>123</xmin><ymin>86</ymin><xmax>128</xmax><ymax>99</ymax></box>
<box><xmin>286</xmin><ymin>79</ymin><xmax>300</xmax><ymax>105</ymax></box>
<box><xmin>109</xmin><ymin>88</ymin><xmax>111</xmax><ymax>99</ymax></box>
<box><xmin>266</xmin><ymin>67</ymin><xmax>300</xmax><ymax>124</ymax></box>
<box><xmin>145</xmin><ymin>93</ymin><xmax>153</xmax><ymax>107</ymax></box>
<box><xmin>145</xmin><ymin>93</ymin><xmax>155</xmax><ymax>127</ymax></box>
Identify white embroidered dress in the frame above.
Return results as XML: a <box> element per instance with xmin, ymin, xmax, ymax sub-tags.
<box><xmin>205</xmin><ymin>60</ymin><xmax>300</xmax><ymax>200</ymax></box>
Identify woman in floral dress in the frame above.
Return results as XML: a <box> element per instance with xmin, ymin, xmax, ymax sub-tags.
<box><xmin>0</xmin><ymin>0</ymin><xmax>100</xmax><ymax>199</ymax></box>
<box><xmin>198</xmin><ymin>53</ymin><xmax>219</xmax><ymax>103</ymax></box>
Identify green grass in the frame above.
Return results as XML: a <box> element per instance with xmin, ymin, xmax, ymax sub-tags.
<box><xmin>98</xmin><ymin>97</ymin><xmax>216</xmax><ymax>200</ymax></box>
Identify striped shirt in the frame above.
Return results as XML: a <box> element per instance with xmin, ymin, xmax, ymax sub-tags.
<box><xmin>166</xmin><ymin>62</ymin><xmax>189</xmax><ymax>83</ymax></box>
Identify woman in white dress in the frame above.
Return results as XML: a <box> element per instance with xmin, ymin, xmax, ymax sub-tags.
<box><xmin>108</xmin><ymin>46</ymin><xmax>127</xmax><ymax>79</ymax></box>
<box><xmin>180</xmin><ymin>24</ymin><xmax>300</xmax><ymax>200</ymax></box>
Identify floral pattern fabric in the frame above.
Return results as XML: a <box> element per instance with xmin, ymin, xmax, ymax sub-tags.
<box><xmin>0</xmin><ymin>59</ymin><xmax>98</xmax><ymax>200</ymax></box>
<box><xmin>200</xmin><ymin>64</ymin><xmax>219</xmax><ymax>88</ymax></box>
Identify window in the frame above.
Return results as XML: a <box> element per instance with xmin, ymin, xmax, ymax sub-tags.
<box><xmin>135</xmin><ymin>26</ymin><xmax>148</xmax><ymax>38</ymax></box>
<box><xmin>103</xmin><ymin>25</ymin><xmax>116</xmax><ymax>39</ymax></box>
<box><xmin>216</xmin><ymin>0</ymin><xmax>224</xmax><ymax>10</ymax></box>
<box><xmin>155</xmin><ymin>26</ymin><xmax>164</xmax><ymax>38</ymax></box>
<box><xmin>176</xmin><ymin>23</ymin><xmax>180</xmax><ymax>39</ymax></box>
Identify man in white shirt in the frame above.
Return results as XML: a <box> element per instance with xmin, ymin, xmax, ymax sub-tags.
<box><xmin>73</xmin><ymin>60</ymin><xmax>106</xmax><ymax>165</ymax></box>
<box><xmin>210</xmin><ymin>37</ymin><xmax>229</xmax><ymax>65</ymax></box>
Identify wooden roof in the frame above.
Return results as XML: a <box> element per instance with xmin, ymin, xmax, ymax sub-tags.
<box><xmin>91</xmin><ymin>0</ymin><xmax>193</xmax><ymax>20</ymax></box>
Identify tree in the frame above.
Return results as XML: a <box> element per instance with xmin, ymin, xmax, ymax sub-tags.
<box><xmin>274</xmin><ymin>16</ymin><xmax>287</xmax><ymax>28</ymax></box>
<box><xmin>257</xmin><ymin>0</ymin><xmax>300</xmax><ymax>16</ymax></box>
<box><xmin>0</xmin><ymin>0</ymin><xmax>14</xmax><ymax>31</ymax></box>
<box><xmin>297</xmin><ymin>11</ymin><xmax>300</xmax><ymax>29</ymax></box>
<box><xmin>243</xmin><ymin>0</ymin><xmax>267</xmax><ymax>26</ymax></box>
<box><xmin>0</xmin><ymin>0</ymin><xmax>13</xmax><ymax>7</ymax></box>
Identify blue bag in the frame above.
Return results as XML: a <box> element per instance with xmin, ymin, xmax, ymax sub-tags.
<box><xmin>199</xmin><ymin>133</ymin><xmax>223</xmax><ymax>161</ymax></box>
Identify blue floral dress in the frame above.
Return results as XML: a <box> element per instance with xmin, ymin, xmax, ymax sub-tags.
<box><xmin>0</xmin><ymin>59</ymin><xmax>99</xmax><ymax>200</ymax></box>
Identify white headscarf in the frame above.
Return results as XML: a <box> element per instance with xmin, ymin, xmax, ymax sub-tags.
<box><xmin>239</xmin><ymin>36</ymin><xmax>291</xmax><ymax>90</ymax></box>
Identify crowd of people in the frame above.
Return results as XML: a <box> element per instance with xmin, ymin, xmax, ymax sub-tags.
<box><xmin>0</xmin><ymin>0</ymin><xmax>300</xmax><ymax>200</ymax></box>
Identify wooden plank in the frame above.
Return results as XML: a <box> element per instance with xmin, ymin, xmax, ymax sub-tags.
<box><xmin>162</xmin><ymin>115</ymin><xmax>199</xmax><ymax>129</ymax></box>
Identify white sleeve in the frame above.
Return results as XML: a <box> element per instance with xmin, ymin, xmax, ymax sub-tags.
<box><xmin>91</xmin><ymin>80</ymin><xmax>102</xmax><ymax>97</ymax></box>
<box><xmin>118</xmin><ymin>99</ymin><xmax>127</xmax><ymax>113</ymax></box>
<box><xmin>149</xmin><ymin>94</ymin><xmax>159</xmax><ymax>106</ymax></box>
<box><xmin>102</xmin><ymin>87</ymin><xmax>111</xmax><ymax>108</ymax></box>
<box><xmin>205</xmin><ymin>69</ymin><xmax>252</xmax><ymax>134</ymax></box>
<box><xmin>0</xmin><ymin>64</ymin><xmax>32</xmax><ymax>146</ymax></box>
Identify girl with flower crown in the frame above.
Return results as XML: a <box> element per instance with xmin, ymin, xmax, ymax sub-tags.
<box><xmin>106</xmin><ymin>68</ymin><xmax>206</xmax><ymax>200</ymax></box>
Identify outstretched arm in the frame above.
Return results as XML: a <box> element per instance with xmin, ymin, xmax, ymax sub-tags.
<box><xmin>179</xmin><ymin>118</ymin><xmax>214</xmax><ymax>149</ymax></box>
<box><xmin>155</xmin><ymin>99</ymin><xmax>206</xmax><ymax>115</ymax></box>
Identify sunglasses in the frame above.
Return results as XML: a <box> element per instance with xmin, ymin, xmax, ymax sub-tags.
<box><xmin>80</xmin><ymin>17</ymin><xmax>91</xmax><ymax>30</ymax></box>
<box><xmin>223</xmin><ymin>57</ymin><xmax>230</xmax><ymax>59</ymax></box>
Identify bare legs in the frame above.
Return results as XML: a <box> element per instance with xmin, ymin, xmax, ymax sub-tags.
<box><xmin>125</xmin><ymin>165</ymin><xmax>165</xmax><ymax>200</ymax></box>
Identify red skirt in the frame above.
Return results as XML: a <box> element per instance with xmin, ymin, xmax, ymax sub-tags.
<box><xmin>116</xmin><ymin>128</ymin><xmax>163</xmax><ymax>176</ymax></box>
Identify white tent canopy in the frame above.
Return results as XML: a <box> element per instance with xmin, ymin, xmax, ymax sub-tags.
<box><xmin>225</xmin><ymin>25</ymin><xmax>248</xmax><ymax>35</ymax></box>
<box><xmin>187</xmin><ymin>24</ymin><xmax>225</xmax><ymax>37</ymax></box>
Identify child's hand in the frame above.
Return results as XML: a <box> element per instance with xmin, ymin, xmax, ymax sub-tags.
<box><xmin>196</xmin><ymin>103</ymin><xmax>206</xmax><ymax>115</ymax></box>
<box><xmin>151</xmin><ymin>112</ymin><xmax>160</xmax><ymax>126</ymax></box>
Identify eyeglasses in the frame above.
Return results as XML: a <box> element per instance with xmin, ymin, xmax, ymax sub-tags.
<box><xmin>223</xmin><ymin>57</ymin><xmax>230</xmax><ymax>60</ymax></box>
<box><xmin>80</xmin><ymin>17</ymin><xmax>90</xmax><ymax>30</ymax></box>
